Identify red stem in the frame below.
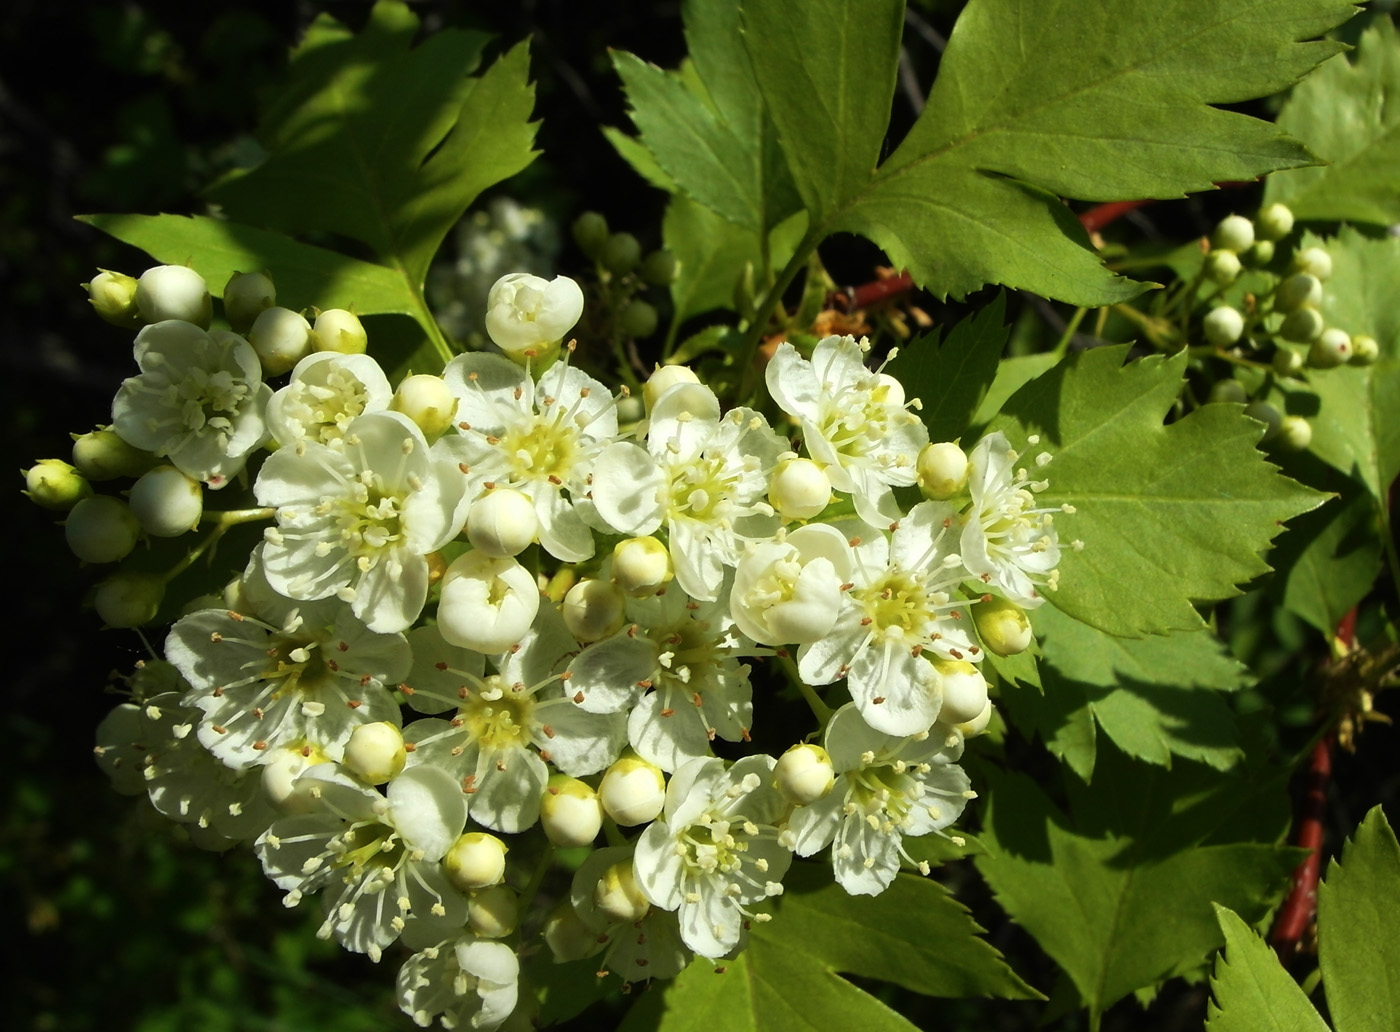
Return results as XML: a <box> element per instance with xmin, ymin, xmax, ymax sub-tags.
<box><xmin>1270</xmin><ymin>732</ymin><xmax>1334</xmax><ymax>962</ymax></box>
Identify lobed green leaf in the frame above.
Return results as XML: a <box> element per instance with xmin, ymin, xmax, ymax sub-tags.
<box><xmin>1205</xmin><ymin>905</ymin><xmax>1330</xmax><ymax>1032</ymax></box>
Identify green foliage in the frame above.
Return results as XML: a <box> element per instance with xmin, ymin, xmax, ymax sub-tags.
<box><xmin>1265</xmin><ymin>18</ymin><xmax>1400</xmax><ymax>224</ymax></box>
<box><xmin>1205</xmin><ymin>906</ymin><xmax>1330</xmax><ymax>1032</ymax></box>
<box><xmin>989</xmin><ymin>345</ymin><xmax>1326</xmax><ymax>636</ymax></box>
<box><xmin>1270</xmin><ymin>479</ymin><xmax>1382</xmax><ymax>635</ymax></box>
<box><xmin>976</xmin><ymin>752</ymin><xmax>1298</xmax><ymax>1027</ymax></box>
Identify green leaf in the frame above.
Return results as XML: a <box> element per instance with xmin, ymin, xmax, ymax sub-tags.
<box><xmin>663</xmin><ymin>198</ymin><xmax>805</xmax><ymax>324</ymax></box>
<box><xmin>972</xmin><ymin>352</ymin><xmax>1061</xmax><ymax>427</ymax></box>
<box><xmin>1205</xmin><ymin>905</ymin><xmax>1330</xmax><ymax>1032</ymax></box>
<box><xmin>1266</xmin><ymin>19</ymin><xmax>1400</xmax><ymax>225</ymax></box>
<box><xmin>888</xmin><ymin>294</ymin><xmax>1009</xmax><ymax>443</ymax></box>
<box><xmin>1318</xmin><ymin>805</ymin><xmax>1400</xmax><ymax>1032</ymax></box>
<box><xmin>77</xmin><ymin>213</ymin><xmax>415</xmax><ymax>316</ymax></box>
<box><xmin>603</xmin><ymin>126</ymin><xmax>680</xmax><ymax>192</ymax></box>
<box><xmin>976</xmin><ymin>758</ymin><xmax>1298</xmax><ymax>1023</ymax></box>
<box><xmin>1269</xmin><ymin>479</ymin><xmax>1381</xmax><ymax>635</ymax></box>
<box><xmin>206</xmin><ymin>2</ymin><xmax>536</xmax><ymax>290</ymax></box>
<box><xmin>988</xmin><ymin>345</ymin><xmax>1326</xmax><ymax>636</ymax></box>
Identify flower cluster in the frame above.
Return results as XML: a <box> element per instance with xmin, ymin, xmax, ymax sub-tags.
<box><xmin>40</xmin><ymin>261</ymin><xmax>1072</xmax><ymax>1030</ymax></box>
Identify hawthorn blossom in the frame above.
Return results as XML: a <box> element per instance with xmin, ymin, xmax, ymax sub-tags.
<box><xmin>396</xmin><ymin>933</ymin><xmax>519</xmax><ymax>1030</ymax></box>
<box><xmin>961</xmin><ymin>432</ymin><xmax>1064</xmax><ymax>607</ymax></box>
<box><xmin>567</xmin><ymin>844</ymin><xmax>692</xmax><ymax>981</ymax></box>
<box><xmin>266</xmin><ymin>351</ymin><xmax>392</xmax><ymax>447</ymax></box>
<box><xmin>483</xmin><ymin>272</ymin><xmax>584</xmax><ymax>358</ymax></box>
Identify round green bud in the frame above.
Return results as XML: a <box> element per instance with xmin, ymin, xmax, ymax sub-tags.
<box><xmin>1294</xmin><ymin>247</ymin><xmax>1333</xmax><ymax>281</ymax></box>
<box><xmin>768</xmin><ymin>456</ymin><xmax>834</xmax><ymax>520</ymax></box>
<box><xmin>600</xmin><ymin>232</ymin><xmax>642</xmax><ymax>275</ymax></box>
<box><xmin>1255</xmin><ymin>203</ymin><xmax>1294</xmax><ymax>241</ymax></box>
<box><xmin>343</xmin><ymin>721</ymin><xmax>407</xmax><ymax>784</ymax></box>
<box><xmin>611</xmin><ymin>536</ymin><xmax>673</xmax><ymax>597</ymax></box>
<box><xmin>1208</xmin><ymin>379</ymin><xmax>1248</xmax><ymax>405</ymax></box>
<box><xmin>1276</xmin><ymin>415</ymin><xmax>1313</xmax><ymax>452</ymax></box>
<box><xmin>468</xmin><ymin>885</ymin><xmax>518</xmax><ymax>939</ymax></box>
<box><xmin>65</xmin><ymin>494</ymin><xmax>141</xmax><ymax>564</ymax></box>
<box><xmin>594</xmin><ymin>860</ymin><xmax>650</xmax><ymax>924</ymax></box>
<box><xmin>619</xmin><ymin>299</ymin><xmax>658</xmax><ymax>338</ymax></box>
<box><xmin>443</xmin><ymin>832</ymin><xmax>508</xmax><ymax>892</ymax></box>
<box><xmin>1308</xmin><ymin>327</ymin><xmax>1352</xmax><ymax>369</ymax></box>
<box><xmin>597</xmin><ymin>753</ymin><xmax>666</xmax><ymax>826</ymax></box>
<box><xmin>93</xmin><ymin>572</ymin><xmax>165</xmax><ymax>628</ymax></box>
<box><xmin>541</xmin><ymin>775</ymin><xmax>604</xmax><ymax>848</ymax></box>
<box><xmin>1275</xmin><ymin>273</ymin><xmax>1322</xmax><ymax>313</ymax></box>
<box><xmin>1212</xmin><ymin>214</ymin><xmax>1255</xmax><ymax>253</ymax></box>
<box><xmin>85</xmin><ymin>270</ymin><xmax>140</xmax><ymax>328</ymax></box>
<box><xmin>1202</xmin><ymin>306</ymin><xmax>1244</xmax><ymax>347</ymax></box>
<box><xmin>934</xmin><ymin>659</ymin><xmax>991</xmax><ymax>725</ymax></box>
<box><xmin>248</xmin><ymin>306</ymin><xmax>314</xmax><ymax>376</ymax></box>
<box><xmin>973</xmin><ymin>596</ymin><xmax>1033</xmax><ymax>657</ymax></box>
<box><xmin>917</xmin><ymin>441</ymin><xmax>970</xmax><ymax>500</ymax></box>
<box><xmin>312</xmin><ymin>308</ymin><xmax>368</xmax><ymax>355</ymax></box>
<box><xmin>643</xmin><ymin>363</ymin><xmax>701</xmax><ymax>412</ymax></box>
<box><xmin>1244</xmin><ymin>400</ymin><xmax>1283</xmax><ymax>441</ymax></box>
<box><xmin>222</xmin><ymin>271</ymin><xmax>276</xmax><ymax>334</ymax></box>
<box><xmin>1272</xmin><ymin>347</ymin><xmax>1305</xmax><ymax>377</ymax></box>
<box><xmin>71</xmin><ymin>428</ymin><xmax>153</xmax><ymax>481</ymax></box>
<box><xmin>23</xmin><ymin>459</ymin><xmax>92</xmax><ymax>511</ymax></box>
<box><xmin>136</xmin><ymin>265</ymin><xmax>212</xmax><ymax>328</ymax></box>
<box><xmin>1204</xmin><ymin>249</ymin><xmax>1242</xmax><ymax>286</ymax></box>
<box><xmin>1279</xmin><ymin>307</ymin><xmax>1324</xmax><ymax>344</ymax></box>
<box><xmin>1246</xmin><ymin>239</ymin><xmax>1276</xmax><ymax>266</ymax></box>
<box><xmin>129</xmin><ymin>465</ymin><xmax>203</xmax><ymax>537</ymax></box>
<box><xmin>562</xmin><ymin>578</ymin><xmax>627</xmax><ymax>642</ymax></box>
<box><xmin>1350</xmin><ymin>334</ymin><xmax>1380</xmax><ymax>366</ymax></box>
<box><xmin>773</xmin><ymin>743</ymin><xmax>835</xmax><ymax>805</ymax></box>
<box><xmin>571</xmin><ymin>211</ymin><xmax>609</xmax><ymax>258</ymax></box>
<box><xmin>639</xmin><ymin>249</ymin><xmax>679</xmax><ymax>286</ymax></box>
<box><xmin>390</xmin><ymin>373</ymin><xmax>457</xmax><ymax>440</ymax></box>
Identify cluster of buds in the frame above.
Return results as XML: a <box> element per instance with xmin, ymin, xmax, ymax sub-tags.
<box><xmin>46</xmin><ymin>258</ymin><xmax>1071</xmax><ymax>1030</ymax></box>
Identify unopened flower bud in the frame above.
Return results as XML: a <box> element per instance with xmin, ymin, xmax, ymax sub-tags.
<box><xmin>643</xmin><ymin>364</ymin><xmax>701</xmax><ymax>412</ymax></box>
<box><xmin>730</xmin><ymin>533</ymin><xmax>843</xmax><ymax>645</ymax></box>
<box><xmin>594</xmin><ymin>860</ymin><xmax>650</xmax><ymax>924</ymax></box>
<box><xmin>85</xmin><ymin>270</ymin><xmax>140</xmax><ymax>328</ymax></box>
<box><xmin>956</xmin><ymin>700</ymin><xmax>994</xmax><ymax>739</ymax></box>
<box><xmin>1204</xmin><ymin>249</ymin><xmax>1241</xmax><ymax>286</ymax></box>
<box><xmin>136</xmin><ymin>265</ymin><xmax>212</xmax><ymax>328</ymax></box>
<box><xmin>72</xmin><ymin>428</ymin><xmax>154</xmax><ymax>481</ymax></box>
<box><xmin>223</xmin><ymin>271</ymin><xmax>276</xmax><ymax>334</ymax></box>
<box><xmin>1212</xmin><ymin>214</ymin><xmax>1254</xmax><ymax>253</ymax></box>
<box><xmin>1244</xmin><ymin>400</ymin><xmax>1283</xmax><ymax>441</ymax></box>
<box><xmin>973</xmin><ymin>597</ymin><xmax>1033</xmax><ymax>657</ymax></box>
<box><xmin>619</xmin><ymin>299</ymin><xmax>658</xmax><ymax>338</ymax></box>
<box><xmin>93</xmin><ymin>571</ymin><xmax>165</xmax><ymax>628</ymax></box>
<box><xmin>1308</xmin><ymin>327</ymin><xmax>1351</xmax><ymax>368</ymax></box>
<box><xmin>1255</xmin><ymin>203</ymin><xmax>1294</xmax><ymax>241</ymax></box>
<box><xmin>562</xmin><ymin>578</ymin><xmax>627</xmax><ymax>642</ymax></box>
<box><xmin>438</xmin><ymin>551</ymin><xmax>540</xmax><ymax>653</ymax></box>
<box><xmin>1272</xmin><ymin>347</ymin><xmax>1305</xmax><ymax>377</ymax></box>
<box><xmin>1202</xmin><ymin>306</ymin><xmax>1244</xmax><ymax>347</ymax></box>
<box><xmin>313</xmin><ymin>308</ymin><xmax>368</xmax><ymax>355</ymax></box>
<box><xmin>1247</xmin><ymin>239</ymin><xmax>1276</xmax><ymax>266</ymax></box>
<box><xmin>343</xmin><ymin>721</ymin><xmax>407</xmax><ymax>784</ymax></box>
<box><xmin>485</xmin><ymin>273</ymin><xmax>584</xmax><ymax>360</ymax></box>
<box><xmin>1350</xmin><ymin>335</ymin><xmax>1379</xmax><ymax>366</ymax></box>
<box><xmin>640</xmin><ymin>249</ymin><xmax>679</xmax><ymax>286</ymax></box>
<box><xmin>443</xmin><ymin>832</ymin><xmax>508</xmax><ymax>891</ymax></box>
<box><xmin>1208</xmin><ymin>379</ymin><xmax>1248</xmax><ymax>405</ymax></box>
<box><xmin>541</xmin><ymin>775</ymin><xmax>604</xmax><ymax>848</ymax></box>
<box><xmin>1279</xmin><ymin>307</ymin><xmax>1324</xmax><ymax>344</ymax></box>
<box><xmin>65</xmin><ymin>495</ymin><xmax>141</xmax><ymax>564</ymax></box>
<box><xmin>1276</xmin><ymin>415</ymin><xmax>1313</xmax><ymax>452</ymax></box>
<box><xmin>768</xmin><ymin>457</ymin><xmax>833</xmax><ymax>520</ymax></box>
<box><xmin>598</xmin><ymin>754</ymin><xmax>665</xmax><ymax>826</ymax></box>
<box><xmin>917</xmin><ymin>442</ymin><xmax>970</xmax><ymax>500</ymax></box>
<box><xmin>261</xmin><ymin>746</ymin><xmax>330</xmax><ymax>811</ymax></box>
<box><xmin>23</xmin><ymin>459</ymin><xmax>92</xmax><ymax>511</ymax></box>
<box><xmin>468</xmin><ymin>885</ymin><xmax>519</xmax><ymax>939</ymax></box>
<box><xmin>935</xmin><ymin>659</ymin><xmax>991</xmax><ymax>725</ymax></box>
<box><xmin>571</xmin><ymin>211</ymin><xmax>609</xmax><ymax>259</ymax></box>
<box><xmin>391</xmin><ymin>374</ymin><xmax>457</xmax><ymax>440</ymax></box>
<box><xmin>249</xmin><ymin>306</ymin><xmax>314</xmax><ymax>375</ymax></box>
<box><xmin>611</xmin><ymin>537</ymin><xmax>673</xmax><ymax>597</ymax></box>
<box><xmin>774</xmin><ymin>743</ymin><xmax>835</xmax><ymax>805</ymax></box>
<box><xmin>1275</xmin><ymin>273</ymin><xmax>1322</xmax><ymax>313</ymax></box>
<box><xmin>1294</xmin><ymin>247</ymin><xmax>1333</xmax><ymax>281</ymax></box>
<box><xmin>543</xmin><ymin>902</ymin><xmax>598</xmax><ymax>962</ymax></box>
<box><xmin>601</xmin><ymin>232</ymin><xmax>641</xmax><ymax>275</ymax></box>
<box><xmin>466</xmin><ymin>488</ymin><xmax>538</xmax><ymax>558</ymax></box>
<box><xmin>129</xmin><ymin>465</ymin><xmax>203</xmax><ymax>537</ymax></box>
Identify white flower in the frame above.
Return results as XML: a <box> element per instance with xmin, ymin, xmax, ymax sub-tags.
<box><xmin>798</xmin><ymin>505</ymin><xmax>981</xmax><ymax>737</ymax></box>
<box><xmin>255</xmin><ymin>410</ymin><xmax>465</xmax><ymax>633</ymax></box>
<box><xmin>401</xmin><ymin>608</ymin><xmax>627</xmax><ymax>833</ymax></box>
<box><xmin>435</xmin><ymin>551</ymin><xmax>540</xmax><ymax>654</ymax></box>
<box><xmin>961</xmin><ymin>432</ymin><xmax>1063</xmax><ymax>607</ymax></box>
<box><xmin>112</xmin><ymin>319</ymin><xmax>272</xmax><ymax>489</ymax></box>
<box><xmin>396</xmin><ymin>934</ymin><xmax>519</xmax><ymax>1030</ymax></box>
<box><xmin>483</xmin><ymin>272</ymin><xmax>584</xmax><ymax>358</ymax></box>
<box><xmin>729</xmin><ymin>524</ymin><xmax>849</xmax><ymax>646</ymax></box>
<box><xmin>591</xmin><ymin>382</ymin><xmax>785</xmax><ymax>601</ymax></box>
<box><xmin>567</xmin><ymin>845</ymin><xmax>692</xmax><ymax>981</ymax></box>
<box><xmin>633</xmin><ymin>755</ymin><xmax>792</xmax><ymax>959</ymax></box>
<box><xmin>266</xmin><ymin>351</ymin><xmax>392</xmax><ymax>448</ymax></box>
<box><xmin>765</xmin><ymin>335</ymin><xmax>929</xmax><ymax>525</ymax></box>
<box><xmin>783</xmin><ymin>705</ymin><xmax>972</xmax><ymax>896</ymax></box>
<box><xmin>441</xmin><ymin>352</ymin><xmax>618</xmax><ymax>563</ymax></box>
<box><xmin>255</xmin><ymin>763</ymin><xmax>470</xmax><ymax>961</ymax></box>
<box><xmin>166</xmin><ymin>547</ymin><xmax>410</xmax><ymax>769</ymax></box>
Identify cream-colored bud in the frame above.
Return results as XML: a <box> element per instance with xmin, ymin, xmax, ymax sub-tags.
<box><xmin>774</xmin><ymin>743</ymin><xmax>835</xmax><ymax>806</ymax></box>
<box><xmin>85</xmin><ymin>270</ymin><xmax>140</xmax><ymax>328</ymax></box>
<box><xmin>934</xmin><ymin>659</ymin><xmax>990</xmax><ymax>725</ymax></box>
<box><xmin>643</xmin><ymin>364</ymin><xmax>701</xmax><ymax>412</ymax></box>
<box><xmin>1275</xmin><ymin>273</ymin><xmax>1322</xmax><ymax>313</ymax></box>
<box><xmin>594</xmin><ymin>860</ymin><xmax>650</xmax><ymax>924</ymax></box>
<box><xmin>437</xmin><ymin>551</ymin><xmax>540</xmax><ymax>653</ymax></box>
<box><xmin>1202</xmin><ymin>306</ymin><xmax>1244</xmax><ymax>347</ymax></box>
<box><xmin>23</xmin><ymin>459</ymin><xmax>92</xmax><ymax>511</ymax></box>
<box><xmin>313</xmin><ymin>308</ymin><xmax>368</xmax><ymax>355</ymax></box>
<box><xmin>261</xmin><ymin>746</ymin><xmax>331</xmax><ymax>812</ymax></box>
<box><xmin>955</xmin><ymin>700</ymin><xmax>994</xmax><ymax>739</ymax></box>
<box><xmin>598</xmin><ymin>754</ymin><xmax>666</xmax><ymax>826</ymax></box>
<box><xmin>1350</xmin><ymin>335</ymin><xmax>1380</xmax><ymax>366</ymax></box>
<box><xmin>466</xmin><ymin>488</ymin><xmax>538</xmax><ymax>558</ymax></box>
<box><xmin>917</xmin><ymin>442</ymin><xmax>970</xmax><ymax>500</ymax></box>
<box><xmin>343</xmin><ymin>722</ymin><xmax>407</xmax><ymax>784</ymax></box>
<box><xmin>468</xmin><ymin>885</ymin><xmax>519</xmax><ymax>939</ymax></box>
<box><xmin>562</xmin><ymin>579</ymin><xmax>627</xmax><ymax>642</ymax></box>
<box><xmin>1204</xmin><ymin>250</ymin><xmax>1241</xmax><ymax>286</ymax></box>
<box><xmin>249</xmin><ymin>306</ymin><xmax>314</xmax><ymax>376</ymax></box>
<box><xmin>1294</xmin><ymin>247</ymin><xmax>1333</xmax><ymax>281</ymax></box>
<box><xmin>1308</xmin><ymin>328</ymin><xmax>1352</xmax><ymax>369</ymax></box>
<box><xmin>65</xmin><ymin>495</ymin><xmax>141</xmax><ymax>564</ymax></box>
<box><xmin>391</xmin><ymin>374</ymin><xmax>457</xmax><ymax>440</ymax></box>
<box><xmin>1212</xmin><ymin>214</ymin><xmax>1254</xmax><ymax>253</ymax></box>
<box><xmin>443</xmin><ymin>832</ymin><xmax>508</xmax><ymax>891</ymax></box>
<box><xmin>136</xmin><ymin>265</ymin><xmax>212</xmax><ymax>328</ymax></box>
<box><xmin>71</xmin><ymin>428</ymin><xmax>153</xmax><ymax>481</ymax></box>
<box><xmin>611</xmin><ymin>537</ymin><xmax>673</xmax><ymax>597</ymax></box>
<box><xmin>541</xmin><ymin>775</ymin><xmax>604</xmax><ymax>847</ymax></box>
<box><xmin>222</xmin><ymin>271</ymin><xmax>276</xmax><ymax>334</ymax></box>
<box><xmin>1208</xmin><ymin>380</ymin><xmax>1248</xmax><ymax>405</ymax></box>
<box><xmin>1255</xmin><ymin>203</ymin><xmax>1294</xmax><ymax>241</ymax></box>
<box><xmin>128</xmin><ymin>465</ymin><xmax>203</xmax><ymax>537</ymax></box>
<box><xmin>768</xmin><ymin>457</ymin><xmax>832</xmax><ymax>520</ymax></box>
<box><xmin>972</xmin><ymin>597</ymin><xmax>1033</xmax><ymax>657</ymax></box>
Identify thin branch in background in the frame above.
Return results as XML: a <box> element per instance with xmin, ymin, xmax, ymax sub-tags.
<box><xmin>897</xmin><ymin>47</ymin><xmax>925</xmax><ymax>114</ymax></box>
<box><xmin>904</xmin><ymin>6</ymin><xmax>948</xmax><ymax>52</ymax></box>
